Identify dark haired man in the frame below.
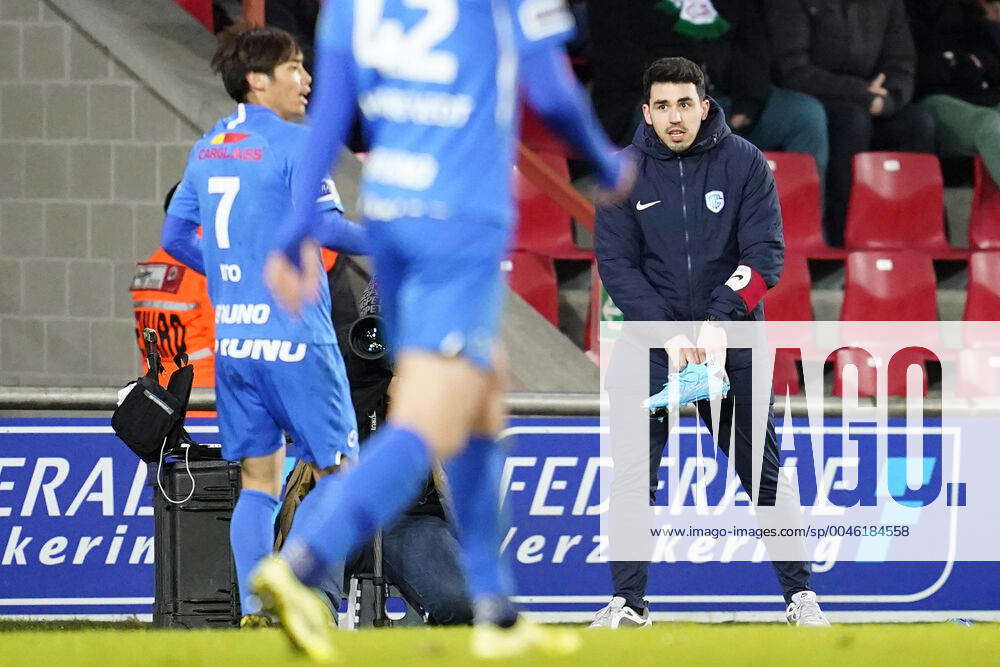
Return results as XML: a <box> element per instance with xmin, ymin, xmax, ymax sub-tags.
<box><xmin>587</xmin><ymin>0</ymin><xmax>828</xmax><ymax>182</ymax></box>
<box><xmin>161</xmin><ymin>26</ymin><xmax>368</xmax><ymax>628</ymax></box>
<box><xmin>593</xmin><ymin>57</ymin><xmax>829</xmax><ymax>628</ymax></box>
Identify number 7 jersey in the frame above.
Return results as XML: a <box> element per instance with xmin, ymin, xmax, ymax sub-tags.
<box><xmin>167</xmin><ymin>103</ymin><xmax>342</xmax><ymax>345</ymax></box>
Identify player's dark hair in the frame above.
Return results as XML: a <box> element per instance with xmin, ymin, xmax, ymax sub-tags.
<box><xmin>211</xmin><ymin>26</ymin><xmax>300</xmax><ymax>103</ymax></box>
<box><xmin>643</xmin><ymin>57</ymin><xmax>706</xmax><ymax>102</ymax></box>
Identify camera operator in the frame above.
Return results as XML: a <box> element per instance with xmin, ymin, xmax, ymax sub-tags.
<box><xmin>275</xmin><ymin>257</ymin><xmax>473</xmax><ymax>625</ymax></box>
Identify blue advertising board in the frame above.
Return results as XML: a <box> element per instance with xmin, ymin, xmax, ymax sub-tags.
<box><xmin>0</xmin><ymin>416</ymin><xmax>996</xmax><ymax>622</ymax></box>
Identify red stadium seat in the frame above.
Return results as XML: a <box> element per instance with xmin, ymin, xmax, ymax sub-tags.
<box><xmin>841</xmin><ymin>250</ymin><xmax>938</xmax><ymax>321</ymax></box>
<box><xmin>844</xmin><ymin>152</ymin><xmax>964</xmax><ymax>258</ymax></box>
<box><xmin>832</xmin><ymin>347</ymin><xmax>929</xmax><ymax>397</ymax></box>
<box><xmin>969</xmin><ymin>157</ymin><xmax>1000</xmax><ymax>250</ymax></box>
<box><xmin>772</xmin><ymin>349</ymin><xmax>801</xmax><ymax>395</ymax></box>
<box><xmin>964</xmin><ymin>251</ymin><xmax>1000</xmax><ymax>321</ymax></box>
<box><xmin>837</xmin><ymin>250</ymin><xmax>938</xmax><ymax>396</ymax></box>
<box><xmin>765</xmin><ymin>254</ymin><xmax>812</xmax><ymax>320</ymax></box>
<box><xmin>764</xmin><ymin>152</ymin><xmax>841</xmax><ymax>258</ymax></box>
<box><xmin>520</xmin><ymin>106</ymin><xmax>574</xmax><ymax>158</ymax></box>
<box><xmin>504</xmin><ymin>250</ymin><xmax>559</xmax><ymax>326</ymax></box>
<box><xmin>514</xmin><ymin>152</ymin><xmax>593</xmax><ymax>259</ymax></box>
<box><xmin>175</xmin><ymin>0</ymin><xmax>213</xmax><ymax>30</ymax></box>
<box><xmin>956</xmin><ymin>348</ymin><xmax>1000</xmax><ymax>398</ymax></box>
<box><xmin>832</xmin><ymin>347</ymin><xmax>877</xmax><ymax>396</ymax></box>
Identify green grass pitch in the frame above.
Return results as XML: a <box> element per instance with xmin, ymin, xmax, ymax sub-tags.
<box><xmin>0</xmin><ymin>622</ymin><xmax>996</xmax><ymax>666</ymax></box>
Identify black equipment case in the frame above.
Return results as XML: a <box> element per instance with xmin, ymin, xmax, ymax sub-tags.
<box><xmin>153</xmin><ymin>459</ymin><xmax>242</xmax><ymax>628</ymax></box>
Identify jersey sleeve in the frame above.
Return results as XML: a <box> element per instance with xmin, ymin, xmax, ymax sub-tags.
<box><xmin>315</xmin><ymin>0</ymin><xmax>353</xmax><ymax>55</ymax></box>
<box><xmin>507</xmin><ymin>0</ymin><xmax>576</xmax><ymax>56</ymax></box>
<box><xmin>316</xmin><ymin>175</ymin><xmax>344</xmax><ymax>213</ymax></box>
<box><xmin>166</xmin><ymin>162</ymin><xmax>201</xmax><ymax>223</ymax></box>
<box><xmin>284</xmin><ymin>126</ymin><xmax>344</xmax><ymax>214</ymax></box>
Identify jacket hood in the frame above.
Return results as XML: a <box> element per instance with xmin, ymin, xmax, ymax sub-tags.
<box><xmin>631</xmin><ymin>97</ymin><xmax>731</xmax><ymax>160</ymax></box>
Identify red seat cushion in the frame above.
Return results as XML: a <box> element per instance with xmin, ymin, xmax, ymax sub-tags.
<box><xmin>969</xmin><ymin>157</ymin><xmax>1000</xmax><ymax>250</ymax></box>
<box><xmin>764</xmin><ymin>152</ymin><xmax>842</xmax><ymax>258</ymax></box>
<box><xmin>845</xmin><ymin>152</ymin><xmax>964</xmax><ymax>258</ymax></box>
<box><xmin>765</xmin><ymin>254</ymin><xmax>812</xmax><ymax>321</ymax></box>
<box><xmin>832</xmin><ymin>347</ymin><xmax>929</xmax><ymax>397</ymax></box>
<box><xmin>841</xmin><ymin>250</ymin><xmax>938</xmax><ymax>321</ymax></box>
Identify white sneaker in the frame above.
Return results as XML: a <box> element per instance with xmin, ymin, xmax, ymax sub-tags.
<box><xmin>588</xmin><ymin>597</ymin><xmax>652</xmax><ymax>629</ymax></box>
<box><xmin>786</xmin><ymin>591</ymin><xmax>831</xmax><ymax>626</ymax></box>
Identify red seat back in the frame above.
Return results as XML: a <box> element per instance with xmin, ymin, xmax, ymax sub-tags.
<box><xmin>845</xmin><ymin>152</ymin><xmax>948</xmax><ymax>251</ymax></box>
<box><xmin>957</xmin><ymin>348</ymin><xmax>1000</xmax><ymax>397</ymax></box>
<box><xmin>504</xmin><ymin>250</ymin><xmax>559</xmax><ymax>326</ymax></box>
<box><xmin>764</xmin><ymin>254</ymin><xmax>812</xmax><ymax>321</ymax></box>
<box><xmin>964</xmin><ymin>251</ymin><xmax>1000</xmax><ymax>321</ymax></box>
<box><xmin>764</xmin><ymin>152</ymin><xmax>827</xmax><ymax>254</ymax></box>
<box><xmin>832</xmin><ymin>347</ymin><xmax>929</xmax><ymax>397</ymax></box>
<box><xmin>969</xmin><ymin>157</ymin><xmax>1000</xmax><ymax>250</ymax></box>
<box><xmin>772</xmin><ymin>349</ymin><xmax>801</xmax><ymax>395</ymax></box>
<box><xmin>841</xmin><ymin>250</ymin><xmax>938</xmax><ymax>321</ymax></box>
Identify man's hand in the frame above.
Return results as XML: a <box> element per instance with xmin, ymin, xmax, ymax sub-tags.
<box><xmin>869</xmin><ymin>95</ymin><xmax>885</xmax><ymax>116</ymax></box>
<box><xmin>868</xmin><ymin>72</ymin><xmax>888</xmax><ymax>116</ymax></box>
<box><xmin>730</xmin><ymin>113</ymin><xmax>751</xmax><ymax>131</ymax></box>
<box><xmin>697</xmin><ymin>320</ymin><xmax>727</xmax><ymax>370</ymax></box>
<box><xmin>264</xmin><ymin>240</ymin><xmax>323</xmax><ymax>316</ymax></box>
<box><xmin>594</xmin><ymin>154</ymin><xmax>637</xmax><ymax>206</ymax></box>
<box><xmin>868</xmin><ymin>72</ymin><xmax>888</xmax><ymax>97</ymax></box>
<box><xmin>664</xmin><ymin>334</ymin><xmax>702</xmax><ymax>371</ymax></box>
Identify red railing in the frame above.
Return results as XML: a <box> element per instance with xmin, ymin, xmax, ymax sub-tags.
<box><xmin>516</xmin><ymin>144</ymin><xmax>595</xmax><ymax>232</ymax></box>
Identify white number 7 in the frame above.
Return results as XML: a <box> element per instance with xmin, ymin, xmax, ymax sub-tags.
<box><xmin>208</xmin><ymin>176</ymin><xmax>240</xmax><ymax>249</ymax></box>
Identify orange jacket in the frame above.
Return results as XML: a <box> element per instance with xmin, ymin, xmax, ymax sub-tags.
<box><xmin>130</xmin><ymin>248</ymin><xmax>340</xmax><ymax>389</ymax></box>
<box><xmin>131</xmin><ymin>247</ymin><xmax>216</xmax><ymax>387</ymax></box>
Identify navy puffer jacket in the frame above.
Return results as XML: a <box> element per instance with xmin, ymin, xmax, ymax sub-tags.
<box><xmin>595</xmin><ymin>99</ymin><xmax>784</xmax><ymax>371</ymax></box>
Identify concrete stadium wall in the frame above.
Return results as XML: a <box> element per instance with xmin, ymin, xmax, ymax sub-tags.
<box><xmin>0</xmin><ymin>0</ymin><xmax>599</xmax><ymax>394</ymax></box>
<box><xmin>0</xmin><ymin>0</ymin><xmax>202</xmax><ymax>386</ymax></box>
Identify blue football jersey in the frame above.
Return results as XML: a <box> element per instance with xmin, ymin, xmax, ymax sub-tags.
<box><xmin>318</xmin><ymin>0</ymin><xmax>575</xmax><ymax>227</ymax></box>
<box><xmin>167</xmin><ymin>103</ymin><xmax>342</xmax><ymax>344</ymax></box>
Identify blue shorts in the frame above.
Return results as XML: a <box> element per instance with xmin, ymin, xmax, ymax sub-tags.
<box><xmin>367</xmin><ymin>218</ymin><xmax>510</xmax><ymax>370</ymax></box>
<box><xmin>214</xmin><ymin>342</ymin><xmax>358</xmax><ymax>468</ymax></box>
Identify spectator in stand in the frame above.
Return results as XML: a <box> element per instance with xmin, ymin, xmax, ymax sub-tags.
<box><xmin>587</xmin><ymin>0</ymin><xmax>828</xmax><ymax>180</ymax></box>
<box><xmin>765</xmin><ymin>0</ymin><xmax>936</xmax><ymax>246</ymax></box>
<box><xmin>906</xmin><ymin>0</ymin><xmax>1000</xmax><ymax>185</ymax></box>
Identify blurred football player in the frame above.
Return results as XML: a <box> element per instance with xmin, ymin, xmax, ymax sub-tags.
<box><xmin>255</xmin><ymin>0</ymin><xmax>634</xmax><ymax>660</ymax></box>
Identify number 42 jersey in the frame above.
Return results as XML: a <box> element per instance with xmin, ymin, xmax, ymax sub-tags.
<box><xmin>320</xmin><ymin>0</ymin><xmax>576</xmax><ymax>228</ymax></box>
<box><xmin>167</xmin><ymin>103</ymin><xmax>341</xmax><ymax>346</ymax></box>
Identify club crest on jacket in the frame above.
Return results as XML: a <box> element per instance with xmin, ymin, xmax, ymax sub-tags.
<box><xmin>705</xmin><ymin>190</ymin><xmax>725</xmax><ymax>213</ymax></box>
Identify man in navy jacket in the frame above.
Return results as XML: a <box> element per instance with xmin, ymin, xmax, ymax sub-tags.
<box><xmin>592</xmin><ymin>57</ymin><xmax>828</xmax><ymax>628</ymax></box>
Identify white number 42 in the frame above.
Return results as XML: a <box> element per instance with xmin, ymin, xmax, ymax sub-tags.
<box><xmin>354</xmin><ymin>0</ymin><xmax>458</xmax><ymax>84</ymax></box>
